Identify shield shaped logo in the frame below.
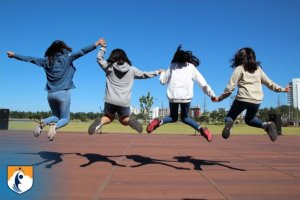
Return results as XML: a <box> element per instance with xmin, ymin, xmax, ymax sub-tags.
<box><xmin>7</xmin><ymin>166</ymin><xmax>33</xmax><ymax>194</ymax></box>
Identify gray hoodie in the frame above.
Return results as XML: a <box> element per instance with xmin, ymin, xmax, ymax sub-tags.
<box><xmin>97</xmin><ymin>47</ymin><xmax>159</xmax><ymax>107</ymax></box>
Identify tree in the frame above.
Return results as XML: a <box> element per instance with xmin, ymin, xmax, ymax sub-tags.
<box><xmin>209</xmin><ymin>110</ymin><xmax>219</xmax><ymax>123</ymax></box>
<box><xmin>217</xmin><ymin>108</ymin><xmax>226</xmax><ymax>122</ymax></box>
<box><xmin>139</xmin><ymin>91</ymin><xmax>154</xmax><ymax>122</ymax></box>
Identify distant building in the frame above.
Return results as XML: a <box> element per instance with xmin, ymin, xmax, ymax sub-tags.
<box><xmin>149</xmin><ymin>107</ymin><xmax>169</xmax><ymax>120</ymax></box>
<box><xmin>130</xmin><ymin>106</ymin><xmax>140</xmax><ymax>115</ymax></box>
<box><xmin>287</xmin><ymin>78</ymin><xmax>300</xmax><ymax>109</ymax></box>
<box><xmin>189</xmin><ymin>105</ymin><xmax>201</xmax><ymax>118</ymax></box>
<box><xmin>149</xmin><ymin>105</ymin><xmax>200</xmax><ymax>120</ymax></box>
<box><xmin>149</xmin><ymin>107</ymin><xmax>160</xmax><ymax>119</ymax></box>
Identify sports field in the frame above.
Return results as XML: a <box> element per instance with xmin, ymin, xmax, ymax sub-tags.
<box><xmin>8</xmin><ymin>120</ymin><xmax>300</xmax><ymax>135</ymax></box>
<box><xmin>1</xmin><ymin>130</ymin><xmax>300</xmax><ymax>200</ymax></box>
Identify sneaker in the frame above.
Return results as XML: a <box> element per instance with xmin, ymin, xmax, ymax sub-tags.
<box><xmin>222</xmin><ymin>119</ymin><xmax>234</xmax><ymax>139</ymax></box>
<box><xmin>146</xmin><ymin>118</ymin><xmax>160</xmax><ymax>134</ymax></box>
<box><xmin>199</xmin><ymin>127</ymin><xmax>213</xmax><ymax>142</ymax></box>
<box><xmin>264</xmin><ymin>122</ymin><xmax>278</xmax><ymax>141</ymax></box>
<box><xmin>88</xmin><ymin>118</ymin><xmax>102</xmax><ymax>135</ymax></box>
<box><xmin>48</xmin><ymin>123</ymin><xmax>57</xmax><ymax>141</ymax></box>
<box><xmin>33</xmin><ymin>120</ymin><xmax>45</xmax><ymax>137</ymax></box>
<box><xmin>128</xmin><ymin>117</ymin><xmax>143</xmax><ymax>133</ymax></box>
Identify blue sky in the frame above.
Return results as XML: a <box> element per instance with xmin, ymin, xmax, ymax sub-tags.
<box><xmin>0</xmin><ymin>0</ymin><xmax>299</xmax><ymax>112</ymax></box>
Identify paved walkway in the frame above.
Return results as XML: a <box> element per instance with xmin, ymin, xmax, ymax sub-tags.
<box><xmin>1</xmin><ymin>130</ymin><xmax>300</xmax><ymax>200</ymax></box>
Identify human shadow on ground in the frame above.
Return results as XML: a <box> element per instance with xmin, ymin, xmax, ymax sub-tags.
<box><xmin>174</xmin><ymin>156</ymin><xmax>246</xmax><ymax>171</ymax></box>
<box><xmin>17</xmin><ymin>151</ymin><xmax>72</xmax><ymax>168</ymax></box>
<box><xmin>126</xmin><ymin>154</ymin><xmax>190</xmax><ymax>170</ymax></box>
<box><xmin>75</xmin><ymin>153</ymin><xmax>126</xmax><ymax>167</ymax></box>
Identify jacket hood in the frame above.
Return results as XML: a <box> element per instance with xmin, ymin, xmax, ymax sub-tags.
<box><xmin>112</xmin><ymin>62</ymin><xmax>131</xmax><ymax>73</ymax></box>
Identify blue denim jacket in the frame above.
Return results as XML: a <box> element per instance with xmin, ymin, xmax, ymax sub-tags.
<box><xmin>14</xmin><ymin>43</ymin><xmax>96</xmax><ymax>92</ymax></box>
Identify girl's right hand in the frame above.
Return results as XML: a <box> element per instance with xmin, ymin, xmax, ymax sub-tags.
<box><xmin>7</xmin><ymin>51</ymin><xmax>15</xmax><ymax>58</ymax></box>
<box><xmin>95</xmin><ymin>38</ymin><xmax>106</xmax><ymax>47</ymax></box>
<box><xmin>99</xmin><ymin>38</ymin><xmax>106</xmax><ymax>47</ymax></box>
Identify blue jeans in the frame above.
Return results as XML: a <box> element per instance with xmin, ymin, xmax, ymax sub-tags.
<box><xmin>162</xmin><ymin>102</ymin><xmax>200</xmax><ymax>130</ymax></box>
<box><xmin>226</xmin><ymin>100</ymin><xmax>263</xmax><ymax>128</ymax></box>
<box><xmin>43</xmin><ymin>90</ymin><xmax>71</xmax><ymax>129</ymax></box>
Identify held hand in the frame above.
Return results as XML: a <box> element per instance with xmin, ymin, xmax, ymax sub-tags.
<box><xmin>211</xmin><ymin>97</ymin><xmax>219</xmax><ymax>102</ymax></box>
<box><xmin>7</xmin><ymin>51</ymin><xmax>15</xmax><ymax>58</ymax></box>
<box><xmin>285</xmin><ymin>86</ymin><xmax>290</xmax><ymax>93</ymax></box>
<box><xmin>98</xmin><ymin>38</ymin><xmax>106</xmax><ymax>47</ymax></box>
<box><xmin>95</xmin><ymin>38</ymin><xmax>106</xmax><ymax>47</ymax></box>
<box><xmin>157</xmin><ymin>69</ymin><xmax>165</xmax><ymax>74</ymax></box>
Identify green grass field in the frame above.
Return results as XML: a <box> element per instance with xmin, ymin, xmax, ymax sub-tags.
<box><xmin>7</xmin><ymin>120</ymin><xmax>300</xmax><ymax>135</ymax></box>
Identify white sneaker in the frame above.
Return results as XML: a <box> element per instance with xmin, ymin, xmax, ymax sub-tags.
<box><xmin>48</xmin><ymin>123</ymin><xmax>57</xmax><ymax>141</ymax></box>
<box><xmin>33</xmin><ymin>120</ymin><xmax>45</xmax><ymax>137</ymax></box>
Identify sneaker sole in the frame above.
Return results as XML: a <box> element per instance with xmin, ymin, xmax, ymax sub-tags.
<box><xmin>146</xmin><ymin>124</ymin><xmax>156</xmax><ymax>134</ymax></box>
<box><xmin>34</xmin><ymin>132</ymin><xmax>41</xmax><ymax>137</ymax></box>
<box><xmin>88</xmin><ymin>119</ymin><xmax>101</xmax><ymax>135</ymax></box>
<box><xmin>48</xmin><ymin>125</ymin><xmax>56</xmax><ymax>141</ymax></box>
<box><xmin>267</xmin><ymin>122</ymin><xmax>278</xmax><ymax>141</ymax></box>
<box><xmin>222</xmin><ymin>120</ymin><xmax>234</xmax><ymax>139</ymax></box>
<box><xmin>129</xmin><ymin>119</ymin><xmax>143</xmax><ymax>133</ymax></box>
<box><xmin>34</xmin><ymin>130</ymin><xmax>42</xmax><ymax>137</ymax></box>
<box><xmin>33</xmin><ymin>125</ymin><xmax>43</xmax><ymax>137</ymax></box>
<box><xmin>48</xmin><ymin>131</ymin><xmax>56</xmax><ymax>141</ymax></box>
<box><xmin>146</xmin><ymin>119</ymin><xmax>160</xmax><ymax>134</ymax></box>
<box><xmin>201</xmin><ymin>128</ymin><xmax>213</xmax><ymax>142</ymax></box>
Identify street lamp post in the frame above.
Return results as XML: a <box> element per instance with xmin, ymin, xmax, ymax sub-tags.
<box><xmin>297</xmin><ymin>105</ymin><xmax>299</xmax><ymax>126</ymax></box>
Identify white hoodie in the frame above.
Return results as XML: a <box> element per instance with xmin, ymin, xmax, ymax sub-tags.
<box><xmin>160</xmin><ymin>63</ymin><xmax>215</xmax><ymax>103</ymax></box>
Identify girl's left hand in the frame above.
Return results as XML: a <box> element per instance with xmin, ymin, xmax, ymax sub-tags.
<box><xmin>7</xmin><ymin>51</ymin><xmax>15</xmax><ymax>58</ymax></box>
<box><xmin>211</xmin><ymin>97</ymin><xmax>219</xmax><ymax>102</ymax></box>
<box><xmin>284</xmin><ymin>86</ymin><xmax>290</xmax><ymax>93</ymax></box>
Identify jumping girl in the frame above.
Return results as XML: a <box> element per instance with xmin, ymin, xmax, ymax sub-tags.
<box><xmin>212</xmin><ymin>47</ymin><xmax>289</xmax><ymax>141</ymax></box>
<box><xmin>88</xmin><ymin>38</ymin><xmax>163</xmax><ymax>134</ymax></box>
<box><xmin>146</xmin><ymin>45</ymin><xmax>216</xmax><ymax>142</ymax></box>
<box><xmin>7</xmin><ymin>38</ymin><xmax>103</xmax><ymax>141</ymax></box>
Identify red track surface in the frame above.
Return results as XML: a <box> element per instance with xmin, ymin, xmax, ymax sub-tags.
<box><xmin>1</xmin><ymin>130</ymin><xmax>300</xmax><ymax>200</ymax></box>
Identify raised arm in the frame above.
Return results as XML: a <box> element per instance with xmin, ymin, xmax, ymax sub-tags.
<box><xmin>96</xmin><ymin>38</ymin><xmax>109</xmax><ymax>71</ymax></box>
<box><xmin>260</xmin><ymin>68</ymin><xmax>287</xmax><ymax>92</ymax></box>
<box><xmin>69</xmin><ymin>38</ymin><xmax>103</xmax><ymax>61</ymax></box>
<box><xmin>133</xmin><ymin>67</ymin><xmax>161</xmax><ymax>79</ymax></box>
<box><xmin>7</xmin><ymin>51</ymin><xmax>46</xmax><ymax>67</ymax></box>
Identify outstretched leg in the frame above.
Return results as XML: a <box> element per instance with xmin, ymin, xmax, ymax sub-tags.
<box><xmin>147</xmin><ymin>102</ymin><xmax>179</xmax><ymax>133</ymax></box>
<box><xmin>222</xmin><ymin>100</ymin><xmax>245</xmax><ymax>139</ymax></box>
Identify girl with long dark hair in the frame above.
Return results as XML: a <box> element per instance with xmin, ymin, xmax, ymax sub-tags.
<box><xmin>212</xmin><ymin>47</ymin><xmax>289</xmax><ymax>141</ymax></box>
<box><xmin>7</xmin><ymin>38</ymin><xmax>103</xmax><ymax>141</ymax></box>
<box><xmin>146</xmin><ymin>45</ymin><xmax>216</xmax><ymax>142</ymax></box>
<box><xmin>88</xmin><ymin>38</ymin><xmax>163</xmax><ymax>134</ymax></box>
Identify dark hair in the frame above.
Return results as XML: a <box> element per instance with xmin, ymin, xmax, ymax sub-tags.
<box><xmin>171</xmin><ymin>45</ymin><xmax>200</xmax><ymax>67</ymax></box>
<box><xmin>230</xmin><ymin>47</ymin><xmax>261</xmax><ymax>73</ymax></box>
<box><xmin>44</xmin><ymin>40</ymin><xmax>72</xmax><ymax>66</ymax></box>
<box><xmin>107</xmin><ymin>48</ymin><xmax>132</xmax><ymax>66</ymax></box>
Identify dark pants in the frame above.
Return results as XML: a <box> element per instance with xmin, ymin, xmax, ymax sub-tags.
<box><xmin>226</xmin><ymin>100</ymin><xmax>263</xmax><ymax>128</ymax></box>
<box><xmin>162</xmin><ymin>102</ymin><xmax>200</xmax><ymax>130</ymax></box>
